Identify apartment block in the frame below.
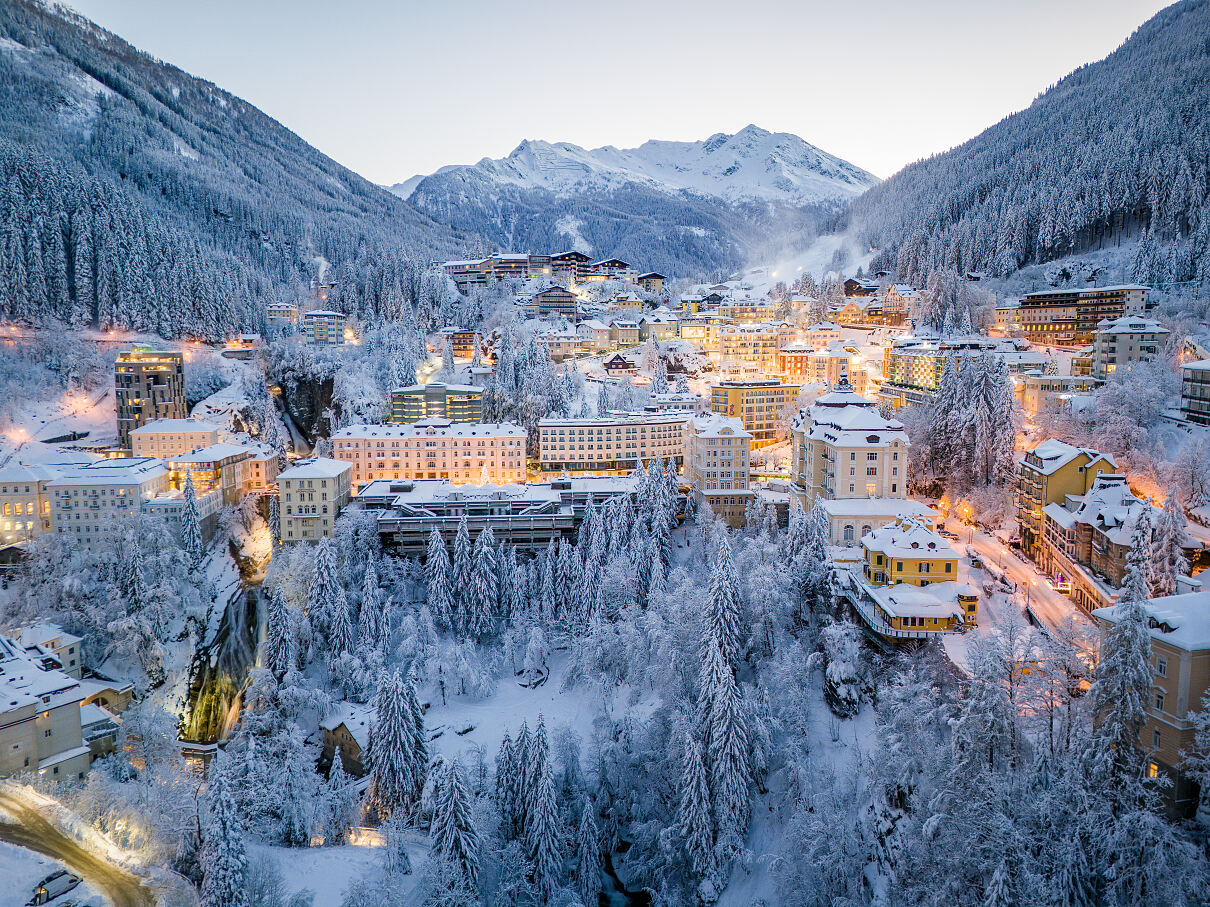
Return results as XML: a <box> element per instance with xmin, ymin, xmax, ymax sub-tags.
<box><xmin>777</xmin><ymin>343</ymin><xmax>869</xmax><ymax>393</ymax></box>
<box><xmin>878</xmin><ymin>334</ymin><xmax>1046</xmax><ymax>408</ymax></box>
<box><xmin>266</xmin><ymin>302</ymin><xmax>299</xmax><ymax>333</ymax></box>
<box><xmin>390</xmin><ymin>383</ymin><xmax>484</xmax><ymax>424</ymax></box>
<box><xmin>115</xmin><ymin>345</ymin><xmax>186</xmax><ymax>450</ymax></box>
<box><xmin>789</xmin><ymin>376</ymin><xmax>909</xmax><ymax>502</ymax></box>
<box><xmin>1015</xmin><ymin>438</ymin><xmax>1118</xmax><ymax>558</ymax></box>
<box><xmin>166</xmin><ymin>442</ymin><xmax>257</xmax><ymax>506</ymax></box>
<box><xmin>0</xmin><ymin>463</ymin><xmax>75</xmax><ymax>546</ymax></box>
<box><xmin>710</xmin><ymin>380</ymin><xmax>801</xmax><ymax>447</ymax></box>
<box><xmin>277</xmin><ymin>458</ymin><xmax>353</xmax><ymax>542</ymax></box>
<box><xmin>332</xmin><ymin>420</ymin><xmax>526</xmax><ymax>489</ymax></box>
<box><xmin>436</xmin><ymin>327</ymin><xmax>482</xmax><ymax>360</ymax></box>
<box><xmin>129</xmin><ymin>418</ymin><xmax>221</xmax><ymax>459</ymax></box>
<box><xmin>677</xmin><ymin>314</ymin><xmax>732</xmax><ymax>353</ymax></box>
<box><xmin>718</xmin><ymin>323</ymin><xmax>798</xmax><ymax>371</ymax></box>
<box><xmin>0</xmin><ymin>634</ymin><xmax>91</xmax><ymax>781</ymax></box>
<box><xmin>684</xmin><ymin>414</ymin><xmax>752</xmax><ymax>527</ymax></box>
<box><xmin>48</xmin><ymin>458</ymin><xmax>170</xmax><ymax>549</ymax></box>
<box><xmin>538</xmin><ymin>412</ymin><xmax>690</xmax><ymax>473</ymax></box>
<box><xmin>1016</xmin><ymin>374</ymin><xmax>1101</xmax><ymax>416</ymax></box>
<box><xmin>1013</xmin><ymin>284</ymin><xmax>1151</xmax><ymax>346</ymax></box>
<box><xmin>525</xmin><ymin>286</ymin><xmax>579</xmax><ymax>320</ymax></box>
<box><xmin>1090</xmin><ymin>316</ymin><xmax>1169</xmax><ymax>379</ymax></box>
<box><xmin>1093</xmin><ymin>591</ymin><xmax>1210</xmax><ymax>816</ymax></box>
<box><xmin>301</xmin><ymin>310</ymin><xmax>347</xmax><ymax>345</ymax></box>
<box><xmin>1182</xmin><ymin>359</ymin><xmax>1210</xmax><ymax>426</ymax></box>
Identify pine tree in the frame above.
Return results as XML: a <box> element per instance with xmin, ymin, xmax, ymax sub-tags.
<box><xmin>700</xmin><ymin>636</ymin><xmax>750</xmax><ymax>846</ymax></box>
<box><xmin>367</xmin><ymin>670</ymin><xmax>417</xmax><ymax>822</ymax></box>
<box><xmin>200</xmin><ymin>752</ymin><xmax>250</xmax><ymax>907</ymax></box>
<box><xmin>1085</xmin><ymin>514</ymin><xmax>1154</xmax><ymax>811</ymax></box>
<box><xmin>358</xmin><ymin>561</ymin><xmax>382</xmax><ymax>650</ymax></box>
<box><xmin>982</xmin><ymin>859</ymin><xmax>1014</xmax><ymax>907</ymax></box>
<box><xmin>310</xmin><ymin>538</ymin><xmax>341</xmax><ymax>641</ymax></box>
<box><xmin>1149</xmin><ymin>490</ymin><xmax>1188</xmax><ymax>597</ymax></box>
<box><xmin>425</xmin><ymin>529</ymin><xmax>454</xmax><ymax>631</ymax></box>
<box><xmin>705</xmin><ymin>533</ymin><xmax>744</xmax><ymax>672</ymax></box>
<box><xmin>181</xmin><ymin>472</ymin><xmax>204</xmax><ymax>570</ymax></box>
<box><xmin>264</xmin><ymin>584</ymin><xmax>295</xmax><ymax>679</ymax></box>
<box><xmin>325</xmin><ymin>751</ymin><xmax>359</xmax><ymax>845</ymax></box>
<box><xmin>268</xmin><ymin>493</ymin><xmax>280</xmax><ymax>550</ymax></box>
<box><xmin>574</xmin><ymin>801</ymin><xmax>602</xmax><ymax>907</ymax></box>
<box><xmin>431</xmin><ymin>759</ymin><xmax>480</xmax><ymax>887</ymax></box>
<box><xmin>402</xmin><ymin>666</ymin><xmax>429</xmax><ymax>805</ymax></box>
<box><xmin>677</xmin><ymin>733</ymin><xmax>714</xmax><ymax>880</ymax></box>
<box><xmin>596</xmin><ymin>381</ymin><xmax>609</xmax><ymax>416</ymax></box>
<box><xmin>329</xmin><ymin>583</ymin><xmax>353</xmax><ymax>657</ymax></box>
<box><xmin>527</xmin><ymin>765</ymin><xmax>563</xmax><ymax>904</ymax></box>
<box><xmin>452</xmin><ymin>516</ymin><xmax>473</xmax><ymax>633</ymax></box>
<box><xmin>468</xmin><ymin>525</ymin><xmax>498</xmax><ymax>639</ymax></box>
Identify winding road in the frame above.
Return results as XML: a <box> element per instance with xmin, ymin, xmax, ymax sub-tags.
<box><xmin>0</xmin><ymin>789</ymin><xmax>156</xmax><ymax>907</ymax></box>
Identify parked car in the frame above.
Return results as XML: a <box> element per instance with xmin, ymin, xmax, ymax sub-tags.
<box><xmin>26</xmin><ymin>870</ymin><xmax>81</xmax><ymax>905</ymax></box>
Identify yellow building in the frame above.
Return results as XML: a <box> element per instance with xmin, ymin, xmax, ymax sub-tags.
<box><xmin>710</xmin><ymin>380</ymin><xmax>801</xmax><ymax>447</ymax></box>
<box><xmin>277</xmin><ymin>458</ymin><xmax>352</xmax><ymax>542</ymax></box>
<box><xmin>129</xmin><ymin>418</ymin><xmax>221</xmax><ymax>459</ymax></box>
<box><xmin>684</xmin><ymin>414</ymin><xmax>752</xmax><ymax>528</ymax></box>
<box><xmin>1016</xmin><ymin>438</ymin><xmax>1117</xmax><ymax>557</ymax></box>
<box><xmin>332</xmin><ymin>420</ymin><xmax>525</xmax><ymax>489</ymax></box>
<box><xmin>301</xmin><ymin>310</ymin><xmax>347</xmax><ymax>345</ymax></box>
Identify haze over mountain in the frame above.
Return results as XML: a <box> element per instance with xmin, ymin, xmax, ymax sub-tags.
<box><xmin>393</xmin><ymin>126</ymin><xmax>877</xmax><ymax>277</ymax></box>
<box><xmin>0</xmin><ymin>0</ymin><xmax>472</xmax><ymax>339</ymax></box>
<box><xmin>849</xmin><ymin>0</ymin><xmax>1210</xmax><ymax>290</ymax></box>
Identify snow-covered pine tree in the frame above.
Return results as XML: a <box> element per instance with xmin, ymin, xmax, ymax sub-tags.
<box><xmin>267</xmin><ymin>493</ymin><xmax>280</xmax><ymax>551</ymax></box>
<box><xmin>1150</xmin><ymin>490</ymin><xmax>1189</xmax><ymax>597</ymax></box>
<box><xmin>452</xmin><ymin>515</ymin><xmax>473</xmax><ymax>633</ymax></box>
<box><xmin>264</xmin><ymin>584</ymin><xmax>295</xmax><ymax>680</ymax></box>
<box><xmin>431</xmin><ymin>758</ymin><xmax>480</xmax><ymax>888</ymax></box>
<box><xmin>402</xmin><ymin>666</ymin><xmax>429</xmax><ymax>806</ymax></box>
<box><xmin>325</xmin><ymin>749</ymin><xmax>360</xmax><ymax>845</ymax></box>
<box><xmin>676</xmin><ymin>732</ymin><xmax>714</xmax><ymax>881</ymax></box>
<box><xmin>425</xmin><ymin>528</ymin><xmax>454</xmax><ymax>631</ymax></box>
<box><xmin>367</xmin><ymin>670</ymin><xmax>417</xmax><ymax>822</ymax></box>
<box><xmin>1084</xmin><ymin>513</ymin><xmax>1154</xmax><ymax>810</ymax></box>
<box><xmin>310</xmin><ymin>537</ymin><xmax>341</xmax><ymax>641</ymax></box>
<box><xmin>329</xmin><ymin>583</ymin><xmax>353</xmax><ymax>658</ymax></box>
<box><xmin>705</xmin><ymin>533</ymin><xmax>744</xmax><ymax>672</ymax></box>
<box><xmin>527</xmin><ymin>766</ymin><xmax>564</xmax><ymax>904</ymax></box>
<box><xmin>358</xmin><ymin>561</ymin><xmax>382</xmax><ymax>650</ymax></box>
<box><xmin>574</xmin><ymin>800</ymin><xmax>602</xmax><ymax>907</ymax></box>
<box><xmin>497</xmin><ymin>731</ymin><xmax>520</xmax><ymax>841</ymax></box>
<box><xmin>596</xmin><ymin>381</ymin><xmax>609</xmax><ymax>417</ymax></box>
<box><xmin>200</xmin><ymin>751</ymin><xmax>250</xmax><ymax>907</ymax></box>
<box><xmin>468</xmin><ymin>525</ymin><xmax>498</xmax><ymax>639</ymax></box>
<box><xmin>181</xmin><ymin>473</ymin><xmax>204</xmax><ymax>570</ymax></box>
<box><xmin>699</xmin><ymin>636</ymin><xmax>750</xmax><ymax>851</ymax></box>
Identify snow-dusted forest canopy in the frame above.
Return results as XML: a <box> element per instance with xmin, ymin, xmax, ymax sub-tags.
<box><xmin>851</xmin><ymin>0</ymin><xmax>1210</xmax><ymax>287</ymax></box>
<box><xmin>0</xmin><ymin>0</ymin><xmax>474</xmax><ymax>339</ymax></box>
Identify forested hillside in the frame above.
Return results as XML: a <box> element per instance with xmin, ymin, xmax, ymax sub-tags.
<box><xmin>0</xmin><ymin>0</ymin><xmax>473</xmax><ymax>339</ymax></box>
<box><xmin>851</xmin><ymin>0</ymin><xmax>1210</xmax><ymax>288</ymax></box>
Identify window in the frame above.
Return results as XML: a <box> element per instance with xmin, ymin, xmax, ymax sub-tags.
<box><xmin>1148</xmin><ymin>761</ymin><xmax>1160</xmax><ymax>779</ymax></box>
<box><xmin>1154</xmin><ymin>692</ymin><xmax>1165</xmax><ymax>712</ymax></box>
<box><xmin>1156</xmin><ymin>657</ymin><xmax>1167</xmax><ymax>677</ymax></box>
<box><xmin>1152</xmin><ymin>729</ymin><xmax>1162</xmax><ymax>749</ymax></box>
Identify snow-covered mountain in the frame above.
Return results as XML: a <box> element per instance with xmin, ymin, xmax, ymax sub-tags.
<box><xmin>391</xmin><ymin>126</ymin><xmax>876</xmax><ymax>278</ymax></box>
<box><xmin>391</xmin><ymin>125</ymin><xmax>876</xmax><ymax>207</ymax></box>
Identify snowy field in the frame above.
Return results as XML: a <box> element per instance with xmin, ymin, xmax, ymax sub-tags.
<box><xmin>0</xmin><ymin>839</ymin><xmax>110</xmax><ymax>906</ymax></box>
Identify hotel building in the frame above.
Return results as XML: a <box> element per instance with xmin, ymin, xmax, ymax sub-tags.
<box><xmin>277</xmin><ymin>458</ymin><xmax>353</xmax><ymax>542</ymax></box>
<box><xmin>115</xmin><ymin>345</ymin><xmax>186</xmax><ymax>449</ymax></box>
<box><xmin>129</xmin><ymin>418</ymin><xmax>221</xmax><ymax>459</ymax></box>
<box><xmin>390</xmin><ymin>383</ymin><xmax>484</xmax><ymax>424</ymax></box>
<box><xmin>538</xmin><ymin>412</ymin><xmax>690</xmax><ymax>474</ymax></box>
<box><xmin>332</xmin><ymin>420</ymin><xmax>526</xmax><ymax>489</ymax></box>
<box><xmin>710</xmin><ymin>380</ymin><xmax>801</xmax><ymax>447</ymax></box>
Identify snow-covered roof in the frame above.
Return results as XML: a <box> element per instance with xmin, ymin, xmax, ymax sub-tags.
<box><xmin>321</xmin><ymin>702</ymin><xmax>374</xmax><ymax>753</ymax></box>
<box><xmin>861</xmin><ymin>516</ymin><xmax>957</xmax><ymax>560</ymax></box>
<box><xmin>1020</xmin><ymin>438</ymin><xmax>1116</xmax><ymax>477</ymax></box>
<box><xmin>394</xmin><ymin>382</ymin><xmax>484</xmax><ymax>394</ymax></box>
<box><xmin>540</xmin><ymin>411</ymin><xmax>691</xmax><ymax>429</ymax></box>
<box><xmin>277</xmin><ymin>458</ymin><xmax>352</xmax><ymax>480</ymax></box>
<box><xmin>1022</xmin><ymin>284</ymin><xmax>1148</xmax><ymax>298</ymax></box>
<box><xmin>1184</xmin><ymin>359</ymin><xmax>1210</xmax><ymax>372</ymax></box>
<box><xmin>169</xmin><ymin>443</ymin><xmax>256</xmax><ymax>464</ymax></box>
<box><xmin>807</xmin><ymin>322</ymin><xmax>841</xmax><ymax>331</ymax></box>
<box><xmin>1094</xmin><ymin>316</ymin><xmax>1168</xmax><ymax>335</ymax></box>
<box><xmin>303</xmin><ymin>310</ymin><xmax>345</xmax><ymax>318</ymax></box>
<box><xmin>0</xmin><ymin>463</ymin><xmax>74</xmax><ymax>484</ymax></box>
<box><xmin>129</xmin><ymin>418</ymin><xmax>221</xmax><ymax>435</ymax></box>
<box><xmin>820</xmin><ymin>499</ymin><xmax>937</xmax><ymax>520</ymax></box>
<box><xmin>872</xmin><ymin>582</ymin><xmax>969</xmax><ymax>619</ymax></box>
<box><xmin>334</xmin><ymin>420</ymin><xmax>525</xmax><ymax>439</ymax></box>
<box><xmin>689</xmin><ymin>413</ymin><xmax>751</xmax><ymax>439</ymax></box>
<box><xmin>46</xmin><ymin>458</ymin><xmax>167</xmax><ymax>487</ymax></box>
<box><xmin>1046</xmin><ymin>474</ymin><xmax>1168</xmax><ymax>547</ymax></box>
<box><xmin>15</xmin><ymin>623</ymin><xmax>81</xmax><ymax>651</ymax></box>
<box><xmin>0</xmin><ymin>636</ymin><xmax>85</xmax><ymax>712</ymax></box>
<box><xmin>1093</xmin><ymin>590</ymin><xmax>1210</xmax><ymax>651</ymax></box>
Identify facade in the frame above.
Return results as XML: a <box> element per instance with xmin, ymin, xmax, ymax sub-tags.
<box><xmin>1017</xmin><ymin>374</ymin><xmax>1101</xmax><ymax>416</ymax></box>
<box><xmin>437</xmin><ymin>328</ymin><xmax>481</xmax><ymax>360</ymax></box>
<box><xmin>115</xmin><ymin>345</ymin><xmax>186</xmax><ymax>450</ymax></box>
<box><xmin>637</xmin><ymin>272</ymin><xmax>665</xmax><ymax>293</ymax></box>
<box><xmin>805</xmin><ymin>322</ymin><xmax>843</xmax><ymax>347</ymax></box>
<box><xmin>332</xmin><ymin>420</ymin><xmax>526</xmax><ymax>489</ymax></box>
<box><xmin>243</xmin><ymin>447</ymin><xmax>281</xmax><ymax>490</ymax></box>
<box><xmin>611</xmin><ymin>321</ymin><xmax>640</xmax><ymax>347</ymax></box>
<box><xmin>638</xmin><ymin>313</ymin><xmax>678</xmax><ymax>342</ymax></box>
<box><xmin>539</xmin><ymin>412</ymin><xmax>690</xmax><ymax>473</ymax></box>
<box><xmin>537</xmin><ymin>331</ymin><xmax>579</xmax><ymax>361</ymax></box>
<box><xmin>719</xmin><ymin>301</ymin><xmax>778</xmax><ymax>323</ymax></box>
<box><xmin>141</xmin><ymin>486</ymin><xmax>223</xmax><ymax>543</ymax></box>
<box><xmin>1013</xmin><ymin>284</ymin><xmax>1151</xmax><ymax>345</ymax></box>
<box><xmin>525</xmin><ymin>286</ymin><xmax>579</xmax><ymax>320</ymax></box>
<box><xmin>777</xmin><ymin>343</ymin><xmax>869</xmax><ymax>393</ymax></box>
<box><xmin>0</xmin><ymin>464</ymin><xmax>70</xmax><ymax>546</ymax></box>
<box><xmin>361</xmin><ymin>476</ymin><xmax>637</xmax><ymax>555</ymax></box>
<box><xmin>129</xmin><ymin>418</ymin><xmax>221</xmax><ymax>459</ymax></box>
<box><xmin>880</xmin><ymin>285</ymin><xmax>919</xmax><ymax>325</ymax></box>
<box><xmin>550</xmin><ymin>251</ymin><xmax>593</xmax><ymax>284</ymax></box>
<box><xmin>0</xmin><ymin>635</ymin><xmax>91</xmax><ymax>781</ymax></box>
<box><xmin>1090</xmin><ymin>316</ymin><xmax>1169</xmax><ymax>380</ymax></box>
<box><xmin>166</xmin><ymin>443</ymin><xmax>256</xmax><ymax>506</ymax></box>
<box><xmin>789</xmin><ymin>377</ymin><xmax>909</xmax><ymax>502</ymax></box>
<box><xmin>301</xmin><ymin>310</ymin><xmax>347</xmax><ymax>345</ymax></box>
<box><xmin>277</xmin><ymin>458</ymin><xmax>353</xmax><ymax>542</ymax></box>
<box><xmin>817</xmin><ymin>498</ymin><xmax>940</xmax><ymax>547</ymax></box>
<box><xmin>718</xmin><ymin>323</ymin><xmax>797</xmax><ymax>371</ymax></box>
<box><xmin>710</xmin><ymin>380</ymin><xmax>802</xmax><ymax>447</ymax></box>
<box><xmin>844</xmin><ymin>278</ymin><xmax>880</xmax><ymax>297</ymax></box>
<box><xmin>879</xmin><ymin>334</ymin><xmax>1045</xmax><ymax>407</ymax></box>
<box><xmin>684</xmin><ymin>414</ymin><xmax>752</xmax><ymax>527</ymax></box>
<box><xmin>576</xmin><ymin>320</ymin><xmax>612</xmax><ymax>352</ymax></box>
<box><xmin>676</xmin><ymin>314</ymin><xmax>731</xmax><ymax>352</ymax></box>
<box><xmin>1015</xmin><ymin>438</ymin><xmax>1118</xmax><ymax>558</ymax></box>
<box><xmin>390</xmin><ymin>383</ymin><xmax>484</xmax><ymax>424</ymax></box>
<box><xmin>1093</xmin><ymin>591</ymin><xmax>1210</xmax><ymax>816</ymax></box>
<box><xmin>48</xmin><ymin>458</ymin><xmax>170</xmax><ymax>549</ymax></box>
<box><xmin>265</xmin><ymin>303</ymin><xmax>299</xmax><ymax>333</ymax></box>
<box><xmin>603</xmin><ymin>355</ymin><xmax>636</xmax><ymax>377</ymax></box>
<box><xmin>1182</xmin><ymin>360</ymin><xmax>1210</xmax><ymax>426</ymax></box>
<box><xmin>644</xmin><ymin>391</ymin><xmax>709</xmax><ymax>414</ymax></box>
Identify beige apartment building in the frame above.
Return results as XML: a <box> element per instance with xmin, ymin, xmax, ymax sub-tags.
<box><xmin>710</xmin><ymin>380</ymin><xmax>802</xmax><ymax>447</ymax></box>
<box><xmin>277</xmin><ymin>458</ymin><xmax>352</xmax><ymax>542</ymax></box>
<box><xmin>0</xmin><ymin>464</ymin><xmax>64</xmax><ymax>546</ymax></box>
<box><xmin>115</xmin><ymin>345</ymin><xmax>186</xmax><ymax>449</ymax></box>
<box><xmin>677</xmin><ymin>314</ymin><xmax>732</xmax><ymax>353</ymax></box>
<box><xmin>538</xmin><ymin>412</ymin><xmax>691</xmax><ymax>474</ymax></box>
<box><xmin>48</xmin><ymin>458</ymin><xmax>170</xmax><ymax>549</ymax></box>
<box><xmin>685</xmin><ymin>414</ymin><xmax>752</xmax><ymax>527</ymax></box>
<box><xmin>718</xmin><ymin>323</ymin><xmax>798</xmax><ymax>372</ymax></box>
<box><xmin>789</xmin><ymin>377</ymin><xmax>909</xmax><ymax>502</ymax></box>
<box><xmin>1094</xmin><ymin>590</ymin><xmax>1210</xmax><ymax>817</ymax></box>
<box><xmin>332</xmin><ymin>420</ymin><xmax>526</xmax><ymax>489</ymax></box>
<box><xmin>0</xmin><ymin>635</ymin><xmax>91</xmax><ymax>781</ymax></box>
<box><xmin>1090</xmin><ymin>316</ymin><xmax>1169</xmax><ymax>380</ymax></box>
<box><xmin>129</xmin><ymin>418</ymin><xmax>222</xmax><ymax>458</ymax></box>
<box><xmin>777</xmin><ymin>343</ymin><xmax>869</xmax><ymax>394</ymax></box>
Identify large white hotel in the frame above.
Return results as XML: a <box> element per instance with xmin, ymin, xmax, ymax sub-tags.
<box><xmin>331</xmin><ymin>419</ymin><xmax>527</xmax><ymax>489</ymax></box>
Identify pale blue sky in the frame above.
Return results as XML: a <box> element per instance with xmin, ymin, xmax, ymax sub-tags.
<box><xmin>65</xmin><ymin>0</ymin><xmax>1172</xmax><ymax>184</ymax></box>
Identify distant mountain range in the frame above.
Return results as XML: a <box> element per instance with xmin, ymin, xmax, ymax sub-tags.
<box><xmin>392</xmin><ymin>126</ymin><xmax>878</xmax><ymax>277</ymax></box>
<box><xmin>849</xmin><ymin>0</ymin><xmax>1210</xmax><ymax>290</ymax></box>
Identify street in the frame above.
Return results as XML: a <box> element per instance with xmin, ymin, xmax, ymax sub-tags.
<box><xmin>940</xmin><ymin>516</ymin><xmax>1095</xmax><ymax>645</ymax></box>
<box><xmin>0</xmin><ymin>789</ymin><xmax>158</xmax><ymax>907</ymax></box>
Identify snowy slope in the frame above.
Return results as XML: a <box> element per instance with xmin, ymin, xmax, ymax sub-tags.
<box><xmin>392</xmin><ymin>125</ymin><xmax>876</xmax><ymax>206</ymax></box>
